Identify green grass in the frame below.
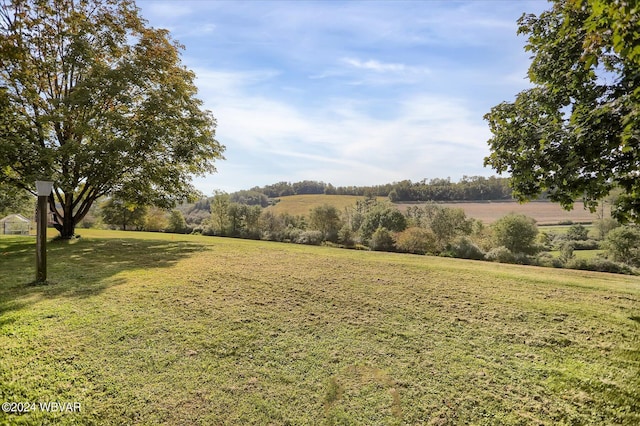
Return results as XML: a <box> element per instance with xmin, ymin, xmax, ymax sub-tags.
<box><xmin>539</xmin><ymin>225</ymin><xmax>599</xmax><ymax>239</ymax></box>
<box><xmin>549</xmin><ymin>249</ymin><xmax>606</xmax><ymax>260</ymax></box>
<box><xmin>266</xmin><ymin>194</ymin><xmax>386</xmax><ymax>216</ymax></box>
<box><xmin>1</xmin><ymin>230</ymin><xmax>639</xmax><ymax>424</ymax></box>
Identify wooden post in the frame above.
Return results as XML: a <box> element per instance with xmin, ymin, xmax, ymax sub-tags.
<box><xmin>36</xmin><ymin>195</ymin><xmax>47</xmax><ymax>282</ymax></box>
<box><xmin>35</xmin><ymin>181</ymin><xmax>53</xmax><ymax>283</ymax></box>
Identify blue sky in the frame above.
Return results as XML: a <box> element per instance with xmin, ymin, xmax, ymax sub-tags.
<box><xmin>137</xmin><ymin>0</ymin><xmax>548</xmax><ymax>194</ymax></box>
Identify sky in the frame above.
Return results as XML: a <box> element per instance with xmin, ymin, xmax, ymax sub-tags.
<box><xmin>136</xmin><ymin>0</ymin><xmax>549</xmax><ymax>194</ymax></box>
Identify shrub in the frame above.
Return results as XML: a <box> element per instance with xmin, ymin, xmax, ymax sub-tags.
<box><xmin>492</xmin><ymin>213</ymin><xmax>539</xmax><ymax>255</ymax></box>
<box><xmin>295</xmin><ymin>230</ymin><xmax>324</xmax><ymax>245</ymax></box>
<box><xmin>536</xmin><ymin>252</ymin><xmax>564</xmax><ymax>268</ymax></box>
<box><xmin>485</xmin><ymin>246</ymin><xmax>516</xmax><ymax>263</ymax></box>
<box><xmin>594</xmin><ymin>218</ymin><xmax>619</xmax><ymax>240</ymax></box>
<box><xmin>571</xmin><ymin>239</ymin><xmax>600</xmax><ymax>250</ymax></box>
<box><xmin>566</xmin><ymin>224</ymin><xmax>589</xmax><ymax>241</ymax></box>
<box><xmin>338</xmin><ymin>224</ymin><xmax>355</xmax><ymax>247</ymax></box>
<box><xmin>566</xmin><ymin>258</ymin><xmax>635</xmax><ymax>275</ymax></box>
<box><xmin>603</xmin><ymin>226</ymin><xmax>640</xmax><ymax>266</ymax></box>
<box><xmin>369</xmin><ymin>227</ymin><xmax>395</xmax><ymax>251</ymax></box>
<box><xmin>447</xmin><ymin>236</ymin><xmax>485</xmax><ymax>260</ymax></box>
<box><xmin>282</xmin><ymin>225</ymin><xmax>302</xmax><ymax>243</ymax></box>
<box><xmin>359</xmin><ymin>206</ymin><xmax>407</xmax><ymax>240</ymax></box>
<box><xmin>394</xmin><ymin>227</ymin><xmax>437</xmax><ymax>255</ymax></box>
<box><xmin>559</xmin><ymin>241</ymin><xmax>575</xmax><ymax>264</ymax></box>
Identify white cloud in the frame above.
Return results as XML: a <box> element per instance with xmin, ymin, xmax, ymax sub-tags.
<box><xmin>133</xmin><ymin>1</ymin><xmax>550</xmax><ymax>192</ymax></box>
<box><xmin>343</xmin><ymin>58</ymin><xmax>407</xmax><ymax>73</ymax></box>
<box><xmin>189</xmin><ymin>66</ymin><xmax>492</xmax><ymax>191</ymax></box>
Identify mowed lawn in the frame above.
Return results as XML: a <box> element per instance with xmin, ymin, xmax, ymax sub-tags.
<box><xmin>0</xmin><ymin>230</ymin><xmax>638</xmax><ymax>425</ymax></box>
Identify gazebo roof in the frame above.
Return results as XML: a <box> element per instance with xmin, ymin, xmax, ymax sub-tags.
<box><xmin>0</xmin><ymin>214</ymin><xmax>31</xmax><ymax>223</ymax></box>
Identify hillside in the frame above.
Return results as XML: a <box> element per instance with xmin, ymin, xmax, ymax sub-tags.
<box><xmin>1</xmin><ymin>230</ymin><xmax>638</xmax><ymax>424</ymax></box>
<box><xmin>266</xmin><ymin>194</ymin><xmax>608</xmax><ymax>224</ymax></box>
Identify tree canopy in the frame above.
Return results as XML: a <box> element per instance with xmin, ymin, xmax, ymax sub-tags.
<box><xmin>484</xmin><ymin>0</ymin><xmax>639</xmax><ymax>223</ymax></box>
<box><xmin>0</xmin><ymin>0</ymin><xmax>224</xmax><ymax>238</ymax></box>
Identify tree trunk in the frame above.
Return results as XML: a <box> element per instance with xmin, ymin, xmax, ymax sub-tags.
<box><xmin>51</xmin><ymin>192</ymin><xmax>77</xmax><ymax>239</ymax></box>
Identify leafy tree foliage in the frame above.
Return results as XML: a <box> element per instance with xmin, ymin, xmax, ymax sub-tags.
<box><xmin>359</xmin><ymin>203</ymin><xmax>407</xmax><ymax>241</ymax></box>
<box><xmin>492</xmin><ymin>213</ymin><xmax>539</xmax><ymax>255</ymax></box>
<box><xmin>566</xmin><ymin>224</ymin><xmax>589</xmax><ymax>241</ymax></box>
<box><xmin>0</xmin><ymin>0</ymin><xmax>224</xmax><ymax>238</ymax></box>
<box><xmin>100</xmin><ymin>198</ymin><xmax>146</xmax><ymax>231</ymax></box>
<box><xmin>604</xmin><ymin>226</ymin><xmax>640</xmax><ymax>267</ymax></box>
<box><xmin>309</xmin><ymin>204</ymin><xmax>342</xmax><ymax>242</ymax></box>
<box><xmin>484</xmin><ymin>0</ymin><xmax>639</xmax><ymax>223</ymax></box>
<box><xmin>0</xmin><ymin>182</ymin><xmax>33</xmax><ymax>217</ymax></box>
<box><xmin>144</xmin><ymin>207</ymin><xmax>168</xmax><ymax>232</ymax></box>
<box><xmin>369</xmin><ymin>227</ymin><xmax>395</xmax><ymax>251</ymax></box>
<box><xmin>167</xmin><ymin>209</ymin><xmax>187</xmax><ymax>233</ymax></box>
<box><xmin>394</xmin><ymin>227</ymin><xmax>437</xmax><ymax>255</ymax></box>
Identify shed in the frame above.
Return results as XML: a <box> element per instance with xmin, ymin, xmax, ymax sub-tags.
<box><xmin>0</xmin><ymin>214</ymin><xmax>31</xmax><ymax>235</ymax></box>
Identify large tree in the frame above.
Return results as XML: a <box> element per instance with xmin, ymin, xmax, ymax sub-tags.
<box><xmin>0</xmin><ymin>0</ymin><xmax>224</xmax><ymax>238</ymax></box>
<box><xmin>484</xmin><ymin>0</ymin><xmax>639</xmax><ymax>223</ymax></box>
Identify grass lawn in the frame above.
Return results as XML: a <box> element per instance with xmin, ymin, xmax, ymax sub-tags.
<box><xmin>1</xmin><ymin>230</ymin><xmax>638</xmax><ymax>425</ymax></box>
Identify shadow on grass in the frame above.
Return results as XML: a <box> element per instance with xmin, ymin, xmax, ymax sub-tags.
<box><xmin>0</xmin><ymin>235</ymin><xmax>209</xmax><ymax>317</ymax></box>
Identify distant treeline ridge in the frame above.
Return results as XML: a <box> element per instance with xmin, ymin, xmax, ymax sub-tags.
<box><xmin>230</xmin><ymin>176</ymin><xmax>513</xmax><ymax>206</ymax></box>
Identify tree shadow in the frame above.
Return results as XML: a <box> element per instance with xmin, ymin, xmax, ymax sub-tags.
<box><xmin>0</xmin><ymin>235</ymin><xmax>209</xmax><ymax>319</ymax></box>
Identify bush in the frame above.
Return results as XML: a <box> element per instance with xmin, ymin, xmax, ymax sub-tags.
<box><xmin>282</xmin><ymin>225</ymin><xmax>302</xmax><ymax>243</ymax></box>
<box><xmin>295</xmin><ymin>230</ymin><xmax>324</xmax><ymax>245</ymax></box>
<box><xmin>485</xmin><ymin>246</ymin><xmax>516</xmax><ymax>263</ymax></box>
<box><xmin>338</xmin><ymin>224</ymin><xmax>355</xmax><ymax>247</ymax></box>
<box><xmin>394</xmin><ymin>227</ymin><xmax>437</xmax><ymax>255</ymax></box>
<box><xmin>369</xmin><ymin>227</ymin><xmax>395</xmax><ymax>251</ymax></box>
<box><xmin>566</xmin><ymin>224</ymin><xmax>589</xmax><ymax>241</ymax></box>
<box><xmin>492</xmin><ymin>214</ymin><xmax>539</xmax><ymax>255</ymax></box>
<box><xmin>603</xmin><ymin>226</ymin><xmax>640</xmax><ymax>267</ymax></box>
<box><xmin>566</xmin><ymin>258</ymin><xmax>635</xmax><ymax>275</ymax></box>
<box><xmin>536</xmin><ymin>252</ymin><xmax>564</xmax><ymax>268</ymax></box>
<box><xmin>558</xmin><ymin>241</ymin><xmax>575</xmax><ymax>264</ymax></box>
<box><xmin>446</xmin><ymin>236</ymin><xmax>485</xmax><ymax>260</ymax></box>
<box><xmin>571</xmin><ymin>239</ymin><xmax>600</xmax><ymax>250</ymax></box>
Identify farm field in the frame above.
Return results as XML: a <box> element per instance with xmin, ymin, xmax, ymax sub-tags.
<box><xmin>267</xmin><ymin>194</ymin><xmax>607</xmax><ymax>224</ymax></box>
<box><xmin>1</xmin><ymin>230</ymin><xmax>638</xmax><ymax>425</ymax></box>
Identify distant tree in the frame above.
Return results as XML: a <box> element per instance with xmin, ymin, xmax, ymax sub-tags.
<box><xmin>324</xmin><ymin>184</ymin><xmax>337</xmax><ymax>195</ymax></box>
<box><xmin>242</xmin><ymin>205</ymin><xmax>263</xmax><ymax>238</ymax></box>
<box><xmin>604</xmin><ymin>226</ymin><xmax>640</xmax><ymax>267</ymax></box>
<box><xmin>369</xmin><ymin>227</ymin><xmax>395</xmax><ymax>251</ymax></box>
<box><xmin>144</xmin><ymin>207</ymin><xmax>168</xmax><ymax>232</ymax></box>
<box><xmin>337</xmin><ymin>224</ymin><xmax>356</xmax><ymax>246</ymax></box>
<box><xmin>226</xmin><ymin>203</ymin><xmax>244</xmax><ymax>236</ymax></box>
<box><xmin>0</xmin><ymin>0</ymin><xmax>224</xmax><ymax>239</ymax></box>
<box><xmin>492</xmin><ymin>213</ymin><xmax>539</xmax><ymax>255</ymax></box>
<box><xmin>394</xmin><ymin>227</ymin><xmax>437</xmax><ymax>255</ymax></box>
<box><xmin>309</xmin><ymin>204</ymin><xmax>342</xmax><ymax>242</ymax></box>
<box><xmin>210</xmin><ymin>191</ymin><xmax>230</xmax><ymax>235</ymax></box>
<box><xmin>447</xmin><ymin>236</ymin><xmax>485</xmax><ymax>260</ymax></box>
<box><xmin>258</xmin><ymin>210</ymin><xmax>284</xmax><ymax>240</ymax></box>
<box><xmin>167</xmin><ymin>210</ymin><xmax>187</xmax><ymax>233</ymax></box>
<box><xmin>359</xmin><ymin>204</ymin><xmax>407</xmax><ymax>241</ymax></box>
<box><xmin>427</xmin><ymin>206</ymin><xmax>473</xmax><ymax>249</ymax></box>
<box><xmin>101</xmin><ymin>198</ymin><xmax>147</xmax><ymax>231</ymax></box>
<box><xmin>566</xmin><ymin>224</ymin><xmax>589</xmax><ymax>241</ymax></box>
<box><xmin>594</xmin><ymin>218</ymin><xmax>620</xmax><ymax>240</ymax></box>
<box><xmin>484</xmin><ymin>0</ymin><xmax>640</xmax><ymax>223</ymax></box>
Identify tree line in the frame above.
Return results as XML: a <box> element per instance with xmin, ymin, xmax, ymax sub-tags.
<box><xmin>235</xmin><ymin>176</ymin><xmax>513</xmax><ymax>202</ymax></box>
<box><xmin>83</xmin><ymin>193</ymin><xmax>639</xmax><ymax>274</ymax></box>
